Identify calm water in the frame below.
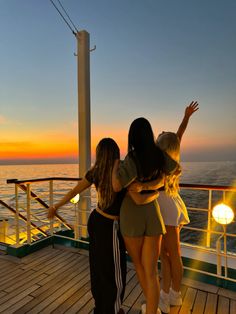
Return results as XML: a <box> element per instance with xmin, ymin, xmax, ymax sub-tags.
<box><xmin>0</xmin><ymin>161</ymin><xmax>236</xmax><ymax>251</ymax></box>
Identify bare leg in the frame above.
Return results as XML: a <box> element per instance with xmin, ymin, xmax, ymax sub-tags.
<box><xmin>160</xmin><ymin>243</ymin><xmax>172</xmax><ymax>293</ymax></box>
<box><xmin>124</xmin><ymin>235</ymin><xmax>162</xmax><ymax>314</ymax></box>
<box><xmin>142</xmin><ymin>235</ymin><xmax>162</xmax><ymax>314</ymax></box>
<box><xmin>123</xmin><ymin>236</ymin><xmax>147</xmax><ymax>297</ymax></box>
<box><xmin>163</xmin><ymin>225</ymin><xmax>183</xmax><ymax>292</ymax></box>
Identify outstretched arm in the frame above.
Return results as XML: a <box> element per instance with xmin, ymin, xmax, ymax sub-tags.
<box><xmin>48</xmin><ymin>177</ymin><xmax>91</xmax><ymax>219</ymax></box>
<box><xmin>176</xmin><ymin>101</ymin><xmax>199</xmax><ymax>142</ymax></box>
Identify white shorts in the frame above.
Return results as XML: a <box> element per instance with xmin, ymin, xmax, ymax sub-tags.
<box><xmin>158</xmin><ymin>191</ymin><xmax>190</xmax><ymax>226</ymax></box>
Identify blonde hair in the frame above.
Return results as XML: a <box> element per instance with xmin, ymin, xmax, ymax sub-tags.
<box><xmin>157</xmin><ymin>132</ymin><xmax>181</xmax><ymax>196</ymax></box>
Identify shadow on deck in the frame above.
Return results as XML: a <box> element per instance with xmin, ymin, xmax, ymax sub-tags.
<box><xmin>0</xmin><ymin>246</ymin><xmax>236</xmax><ymax>314</ymax></box>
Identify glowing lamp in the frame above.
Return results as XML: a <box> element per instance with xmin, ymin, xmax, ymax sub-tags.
<box><xmin>212</xmin><ymin>203</ymin><xmax>234</xmax><ymax>225</ymax></box>
<box><xmin>70</xmin><ymin>194</ymin><xmax>80</xmax><ymax>204</ymax></box>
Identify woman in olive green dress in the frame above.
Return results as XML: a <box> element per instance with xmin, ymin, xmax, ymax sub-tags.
<box><xmin>112</xmin><ymin>117</ymin><xmax>177</xmax><ymax>314</ymax></box>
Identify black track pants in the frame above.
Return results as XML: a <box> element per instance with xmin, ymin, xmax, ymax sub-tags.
<box><xmin>87</xmin><ymin>209</ymin><xmax>127</xmax><ymax>314</ymax></box>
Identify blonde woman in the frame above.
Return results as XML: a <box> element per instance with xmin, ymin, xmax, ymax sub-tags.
<box><xmin>156</xmin><ymin>101</ymin><xmax>199</xmax><ymax>313</ymax></box>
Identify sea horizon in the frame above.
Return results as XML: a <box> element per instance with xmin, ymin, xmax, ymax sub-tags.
<box><xmin>1</xmin><ymin>159</ymin><xmax>236</xmax><ymax>167</ymax></box>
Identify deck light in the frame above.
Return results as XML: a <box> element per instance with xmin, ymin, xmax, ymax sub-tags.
<box><xmin>212</xmin><ymin>202</ymin><xmax>234</xmax><ymax>277</ymax></box>
<box><xmin>212</xmin><ymin>203</ymin><xmax>234</xmax><ymax>225</ymax></box>
<box><xmin>70</xmin><ymin>194</ymin><xmax>80</xmax><ymax>204</ymax></box>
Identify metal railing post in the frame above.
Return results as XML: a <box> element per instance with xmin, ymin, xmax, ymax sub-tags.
<box><xmin>74</xmin><ymin>203</ymin><xmax>79</xmax><ymax>239</ymax></box>
<box><xmin>15</xmin><ymin>184</ymin><xmax>20</xmax><ymax>246</ymax></box>
<box><xmin>49</xmin><ymin>180</ymin><xmax>54</xmax><ymax>236</ymax></box>
<box><xmin>206</xmin><ymin>190</ymin><xmax>212</xmax><ymax>247</ymax></box>
<box><xmin>26</xmin><ymin>183</ymin><xmax>31</xmax><ymax>244</ymax></box>
<box><xmin>223</xmin><ymin>225</ymin><xmax>228</xmax><ymax>277</ymax></box>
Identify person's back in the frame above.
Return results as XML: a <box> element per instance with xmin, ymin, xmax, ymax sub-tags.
<box><xmin>86</xmin><ymin>138</ymin><xmax>126</xmax><ymax>314</ymax></box>
<box><xmin>48</xmin><ymin>137</ymin><xmax>127</xmax><ymax>314</ymax></box>
<box><xmin>113</xmin><ymin>117</ymin><xmax>178</xmax><ymax>314</ymax></box>
<box><xmin>156</xmin><ymin>101</ymin><xmax>199</xmax><ymax>314</ymax></box>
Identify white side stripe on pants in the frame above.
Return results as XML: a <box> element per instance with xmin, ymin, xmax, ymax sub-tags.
<box><xmin>113</xmin><ymin>220</ymin><xmax>123</xmax><ymax>314</ymax></box>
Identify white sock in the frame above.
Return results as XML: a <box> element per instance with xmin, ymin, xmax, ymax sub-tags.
<box><xmin>170</xmin><ymin>287</ymin><xmax>181</xmax><ymax>296</ymax></box>
<box><xmin>161</xmin><ymin>289</ymin><xmax>170</xmax><ymax>298</ymax></box>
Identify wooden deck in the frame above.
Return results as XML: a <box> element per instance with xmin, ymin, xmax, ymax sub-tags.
<box><xmin>0</xmin><ymin>245</ymin><xmax>236</xmax><ymax>314</ymax></box>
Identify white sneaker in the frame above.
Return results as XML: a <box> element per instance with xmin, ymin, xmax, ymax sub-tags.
<box><xmin>141</xmin><ymin>303</ymin><xmax>146</xmax><ymax>314</ymax></box>
<box><xmin>169</xmin><ymin>287</ymin><xmax>182</xmax><ymax>306</ymax></box>
<box><xmin>140</xmin><ymin>303</ymin><xmax>161</xmax><ymax>314</ymax></box>
<box><xmin>159</xmin><ymin>289</ymin><xmax>170</xmax><ymax>313</ymax></box>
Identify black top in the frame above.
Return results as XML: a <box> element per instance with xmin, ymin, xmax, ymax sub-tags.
<box><xmin>85</xmin><ymin>167</ymin><xmax>126</xmax><ymax>216</ymax></box>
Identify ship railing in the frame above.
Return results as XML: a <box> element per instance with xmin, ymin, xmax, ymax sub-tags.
<box><xmin>0</xmin><ymin>177</ymin><xmax>78</xmax><ymax>247</ymax></box>
<box><xmin>0</xmin><ymin>178</ymin><xmax>235</xmax><ymax>285</ymax></box>
<box><xmin>179</xmin><ymin>183</ymin><xmax>236</xmax><ymax>284</ymax></box>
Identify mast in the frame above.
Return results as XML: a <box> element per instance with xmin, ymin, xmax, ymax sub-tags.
<box><xmin>76</xmin><ymin>30</ymin><xmax>91</xmax><ymax>237</ymax></box>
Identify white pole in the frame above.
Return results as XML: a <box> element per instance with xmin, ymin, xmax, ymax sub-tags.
<box><xmin>26</xmin><ymin>184</ymin><xmax>31</xmax><ymax>244</ymax></box>
<box><xmin>15</xmin><ymin>184</ymin><xmax>20</xmax><ymax>246</ymax></box>
<box><xmin>76</xmin><ymin>30</ymin><xmax>91</xmax><ymax>238</ymax></box>
<box><xmin>206</xmin><ymin>190</ymin><xmax>212</xmax><ymax>247</ymax></box>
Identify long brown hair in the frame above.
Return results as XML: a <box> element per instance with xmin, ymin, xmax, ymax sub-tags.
<box><xmin>93</xmin><ymin>138</ymin><xmax>120</xmax><ymax>209</ymax></box>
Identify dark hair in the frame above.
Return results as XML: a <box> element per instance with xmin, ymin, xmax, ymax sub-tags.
<box><xmin>93</xmin><ymin>138</ymin><xmax>120</xmax><ymax>209</ymax></box>
<box><xmin>128</xmin><ymin>117</ymin><xmax>165</xmax><ymax>179</ymax></box>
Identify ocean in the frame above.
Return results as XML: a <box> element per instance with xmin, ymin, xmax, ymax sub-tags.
<box><xmin>0</xmin><ymin>161</ymin><xmax>236</xmax><ymax>252</ymax></box>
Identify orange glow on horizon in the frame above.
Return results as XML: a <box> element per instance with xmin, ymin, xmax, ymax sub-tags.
<box><xmin>1</xmin><ymin>125</ymin><xmax>235</xmax><ymax>162</ymax></box>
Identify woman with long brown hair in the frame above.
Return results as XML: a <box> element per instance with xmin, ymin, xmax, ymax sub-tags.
<box><xmin>48</xmin><ymin>137</ymin><xmax>158</xmax><ymax>314</ymax></box>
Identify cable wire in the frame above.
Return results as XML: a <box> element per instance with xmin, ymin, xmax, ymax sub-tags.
<box><xmin>49</xmin><ymin>0</ymin><xmax>77</xmax><ymax>36</ymax></box>
<box><xmin>57</xmin><ymin>0</ymin><xmax>79</xmax><ymax>32</ymax></box>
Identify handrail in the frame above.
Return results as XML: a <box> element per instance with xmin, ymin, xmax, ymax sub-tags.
<box><xmin>180</xmin><ymin>183</ymin><xmax>236</xmax><ymax>191</ymax></box>
<box><xmin>7</xmin><ymin>177</ymin><xmax>81</xmax><ymax>184</ymax></box>
<box><xmin>7</xmin><ymin>178</ymin><xmax>236</xmax><ymax>191</ymax></box>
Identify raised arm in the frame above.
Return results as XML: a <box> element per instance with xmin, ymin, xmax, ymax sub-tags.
<box><xmin>48</xmin><ymin>177</ymin><xmax>91</xmax><ymax>219</ymax></box>
<box><xmin>176</xmin><ymin>101</ymin><xmax>199</xmax><ymax>142</ymax></box>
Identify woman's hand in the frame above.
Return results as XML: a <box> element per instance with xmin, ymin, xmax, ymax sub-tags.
<box><xmin>128</xmin><ymin>181</ymin><xmax>143</xmax><ymax>192</ymax></box>
<box><xmin>184</xmin><ymin>101</ymin><xmax>199</xmax><ymax>118</ymax></box>
<box><xmin>177</xmin><ymin>101</ymin><xmax>199</xmax><ymax>141</ymax></box>
<box><xmin>48</xmin><ymin>205</ymin><xmax>57</xmax><ymax>219</ymax></box>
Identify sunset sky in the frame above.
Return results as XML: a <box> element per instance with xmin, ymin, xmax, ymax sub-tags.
<box><xmin>0</xmin><ymin>0</ymin><xmax>236</xmax><ymax>164</ymax></box>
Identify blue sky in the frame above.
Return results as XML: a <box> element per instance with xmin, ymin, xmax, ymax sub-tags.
<box><xmin>0</xmin><ymin>0</ymin><xmax>236</xmax><ymax>163</ymax></box>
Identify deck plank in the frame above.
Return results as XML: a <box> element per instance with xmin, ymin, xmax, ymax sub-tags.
<box><xmin>204</xmin><ymin>293</ymin><xmax>217</xmax><ymax>314</ymax></box>
<box><xmin>230</xmin><ymin>299</ymin><xmax>236</xmax><ymax>314</ymax></box>
<box><xmin>179</xmin><ymin>287</ymin><xmax>197</xmax><ymax>314</ymax></box>
<box><xmin>0</xmin><ymin>285</ymin><xmax>39</xmax><ymax>312</ymax></box>
<box><xmin>217</xmin><ymin>296</ymin><xmax>230</xmax><ymax>314</ymax></box>
<box><xmin>51</xmin><ymin>275</ymin><xmax>91</xmax><ymax>313</ymax></box>
<box><xmin>0</xmin><ymin>246</ymin><xmax>235</xmax><ymax>314</ymax></box>
<box><xmin>218</xmin><ymin>288</ymin><xmax>236</xmax><ymax>301</ymax></box>
<box><xmin>192</xmin><ymin>290</ymin><xmax>207</xmax><ymax>314</ymax></box>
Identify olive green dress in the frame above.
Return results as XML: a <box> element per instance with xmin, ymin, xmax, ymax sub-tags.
<box><xmin>118</xmin><ymin>152</ymin><xmax>177</xmax><ymax>237</ymax></box>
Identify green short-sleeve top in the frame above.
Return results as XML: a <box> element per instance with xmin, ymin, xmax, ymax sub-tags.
<box><xmin>117</xmin><ymin>151</ymin><xmax>177</xmax><ymax>188</ymax></box>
